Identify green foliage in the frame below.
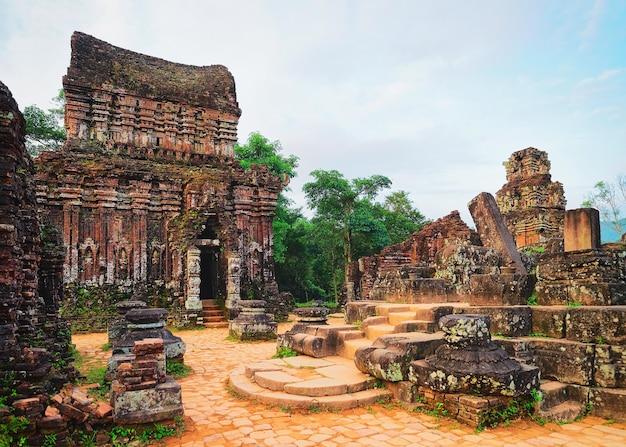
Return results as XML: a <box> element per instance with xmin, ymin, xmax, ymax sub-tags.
<box><xmin>377</xmin><ymin>191</ymin><xmax>427</xmax><ymax>244</ymax></box>
<box><xmin>23</xmin><ymin>89</ymin><xmax>66</xmax><ymax>156</ymax></box>
<box><xmin>0</xmin><ymin>415</ymin><xmax>29</xmax><ymax>447</ymax></box>
<box><xmin>273</xmin><ymin>346</ymin><xmax>298</xmax><ymax>358</ymax></box>
<box><xmin>166</xmin><ymin>362</ymin><xmax>193</xmax><ymax>380</ymax></box>
<box><xmin>42</xmin><ymin>434</ymin><xmax>57</xmax><ymax>447</ymax></box>
<box><xmin>528</xmin><ymin>332</ymin><xmax>548</xmax><ymax>338</ymax></box>
<box><xmin>303</xmin><ymin>169</ymin><xmax>392</xmax><ymax>299</ymax></box>
<box><xmin>60</xmin><ymin>284</ymin><xmax>122</xmax><ymax>332</ymax></box>
<box><xmin>235</xmin><ymin>132</ymin><xmax>299</xmax><ymax>179</ymax></box>
<box><xmin>527</xmin><ymin>293</ymin><xmax>538</xmax><ymax>306</ymax></box>
<box><xmin>476</xmin><ymin>397</ymin><xmax>536</xmax><ymax>431</ymax></box>
<box><xmin>418</xmin><ymin>401</ymin><xmax>450</xmax><ymax>419</ymax></box>
<box><xmin>566</xmin><ymin>301</ymin><xmax>583</xmax><ymax>307</ymax></box>
<box><xmin>524</xmin><ymin>246</ymin><xmax>545</xmax><ymax>255</ymax></box>
<box><xmin>530</xmin><ymin>388</ymin><xmax>543</xmax><ymax>403</ymax></box>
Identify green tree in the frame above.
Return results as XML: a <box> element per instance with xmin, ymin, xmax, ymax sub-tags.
<box><xmin>23</xmin><ymin>89</ymin><xmax>65</xmax><ymax>156</ymax></box>
<box><xmin>273</xmin><ymin>196</ymin><xmax>326</xmax><ymax>302</ymax></box>
<box><xmin>378</xmin><ymin>190</ymin><xmax>428</xmax><ymax>244</ymax></box>
<box><xmin>309</xmin><ymin>216</ymin><xmax>345</xmax><ymax>301</ymax></box>
<box><xmin>582</xmin><ymin>174</ymin><xmax>625</xmax><ymax>238</ymax></box>
<box><xmin>303</xmin><ymin>170</ymin><xmax>392</xmax><ymax>299</ymax></box>
<box><xmin>234</xmin><ymin>132</ymin><xmax>299</xmax><ymax>180</ymax></box>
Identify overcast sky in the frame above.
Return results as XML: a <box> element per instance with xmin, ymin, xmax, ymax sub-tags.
<box><xmin>1</xmin><ymin>0</ymin><xmax>625</xmax><ymax>225</ymax></box>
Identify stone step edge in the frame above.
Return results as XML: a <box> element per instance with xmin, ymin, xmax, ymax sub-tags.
<box><xmin>536</xmin><ymin>400</ymin><xmax>586</xmax><ymax>423</ymax></box>
<box><xmin>203</xmin><ymin>322</ymin><xmax>229</xmax><ymax>328</ymax></box>
<box><xmin>228</xmin><ymin>371</ymin><xmax>392</xmax><ymax>410</ymax></box>
<box><xmin>251</xmin><ymin>369</ymin><xmax>376</xmax><ymax>396</ymax></box>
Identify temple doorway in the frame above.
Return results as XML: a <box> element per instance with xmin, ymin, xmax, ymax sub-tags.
<box><xmin>200</xmin><ymin>249</ymin><xmax>218</xmax><ymax>299</ymax></box>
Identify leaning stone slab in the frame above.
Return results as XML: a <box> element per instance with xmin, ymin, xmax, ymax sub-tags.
<box><xmin>468</xmin><ymin>192</ymin><xmax>527</xmax><ymax>275</ymax></box>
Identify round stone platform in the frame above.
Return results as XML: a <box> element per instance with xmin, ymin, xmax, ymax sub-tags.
<box><xmin>228</xmin><ymin>355</ymin><xmax>392</xmax><ymax>410</ymax></box>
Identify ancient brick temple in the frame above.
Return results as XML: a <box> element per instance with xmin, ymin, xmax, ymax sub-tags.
<box><xmin>495</xmin><ymin>147</ymin><xmax>566</xmax><ymax>249</ymax></box>
<box><xmin>35</xmin><ymin>32</ymin><xmax>286</xmax><ymax>321</ymax></box>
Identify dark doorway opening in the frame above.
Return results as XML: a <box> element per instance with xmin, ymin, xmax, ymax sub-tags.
<box><xmin>200</xmin><ymin>249</ymin><xmax>218</xmax><ymax>299</ymax></box>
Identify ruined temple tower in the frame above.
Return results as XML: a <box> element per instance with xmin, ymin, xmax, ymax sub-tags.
<box><xmin>35</xmin><ymin>32</ymin><xmax>286</xmax><ymax>321</ymax></box>
<box><xmin>495</xmin><ymin>147</ymin><xmax>566</xmax><ymax>249</ymax></box>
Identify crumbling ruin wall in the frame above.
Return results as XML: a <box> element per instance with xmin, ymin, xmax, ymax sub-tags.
<box><xmin>35</xmin><ymin>32</ymin><xmax>286</xmax><ymax>326</ymax></box>
<box><xmin>346</xmin><ymin>211</ymin><xmax>482</xmax><ymax>301</ymax></box>
<box><xmin>495</xmin><ymin>147</ymin><xmax>566</xmax><ymax>249</ymax></box>
<box><xmin>0</xmin><ymin>81</ymin><xmax>75</xmax><ymax>414</ymax></box>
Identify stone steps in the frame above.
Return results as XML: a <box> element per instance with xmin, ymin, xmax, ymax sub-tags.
<box><xmin>339</xmin><ymin>338</ymin><xmax>373</xmax><ymax>359</ymax></box>
<box><xmin>228</xmin><ymin>355</ymin><xmax>392</xmax><ymax>410</ymax></box>
<box><xmin>363</xmin><ymin>324</ymin><xmax>396</xmax><ymax>339</ymax></box>
<box><xmin>536</xmin><ymin>381</ymin><xmax>587</xmax><ymax>423</ymax></box>
<box><xmin>201</xmin><ymin>299</ymin><xmax>228</xmax><ymax>328</ymax></box>
<box><xmin>387</xmin><ymin>311</ymin><xmax>419</xmax><ymax>325</ymax></box>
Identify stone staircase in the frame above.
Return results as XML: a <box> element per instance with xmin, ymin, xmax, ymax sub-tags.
<box><xmin>201</xmin><ymin>299</ymin><xmax>228</xmax><ymax>328</ymax></box>
<box><xmin>228</xmin><ymin>302</ymin><xmax>465</xmax><ymax>409</ymax></box>
<box><xmin>228</xmin><ymin>355</ymin><xmax>392</xmax><ymax>410</ymax></box>
<box><xmin>229</xmin><ymin>301</ymin><xmax>618</xmax><ymax>422</ymax></box>
<box><xmin>338</xmin><ymin>303</ymin><xmax>467</xmax><ymax>359</ymax></box>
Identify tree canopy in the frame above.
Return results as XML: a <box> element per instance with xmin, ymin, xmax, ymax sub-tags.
<box><xmin>234</xmin><ymin>132</ymin><xmax>299</xmax><ymax>180</ymax></box>
<box><xmin>23</xmin><ymin>89</ymin><xmax>66</xmax><ymax>156</ymax></box>
<box><xmin>582</xmin><ymin>174</ymin><xmax>625</xmax><ymax>238</ymax></box>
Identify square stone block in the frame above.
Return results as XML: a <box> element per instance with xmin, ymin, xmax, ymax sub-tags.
<box><xmin>526</xmin><ymin>338</ymin><xmax>594</xmax><ymax>385</ymax></box>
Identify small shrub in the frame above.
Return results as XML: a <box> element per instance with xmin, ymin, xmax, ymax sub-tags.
<box><xmin>273</xmin><ymin>346</ymin><xmax>298</xmax><ymax>358</ymax></box>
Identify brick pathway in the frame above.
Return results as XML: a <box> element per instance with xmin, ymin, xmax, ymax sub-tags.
<box><xmin>73</xmin><ymin>326</ymin><xmax>626</xmax><ymax>447</ymax></box>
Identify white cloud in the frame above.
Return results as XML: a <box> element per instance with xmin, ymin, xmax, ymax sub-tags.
<box><xmin>0</xmin><ymin>0</ymin><xmax>624</xmax><ymax>225</ymax></box>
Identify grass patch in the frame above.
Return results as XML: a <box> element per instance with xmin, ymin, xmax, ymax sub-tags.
<box><xmin>273</xmin><ymin>346</ymin><xmax>298</xmax><ymax>358</ymax></box>
<box><xmin>166</xmin><ymin>362</ymin><xmax>193</xmax><ymax>380</ymax></box>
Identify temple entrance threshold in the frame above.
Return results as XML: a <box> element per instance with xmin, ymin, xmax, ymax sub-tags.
<box><xmin>199</xmin><ymin>248</ymin><xmax>228</xmax><ymax>327</ymax></box>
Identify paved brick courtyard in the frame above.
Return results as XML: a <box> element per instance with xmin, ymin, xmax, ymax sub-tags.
<box><xmin>73</xmin><ymin>325</ymin><xmax>626</xmax><ymax>447</ymax></box>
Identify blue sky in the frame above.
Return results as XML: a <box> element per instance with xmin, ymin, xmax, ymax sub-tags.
<box><xmin>1</xmin><ymin>0</ymin><xmax>624</xmax><ymax>226</ymax></box>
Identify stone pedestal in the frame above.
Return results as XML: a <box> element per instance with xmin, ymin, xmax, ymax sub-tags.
<box><xmin>108</xmin><ymin>300</ymin><xmax>147</xmax><ymax>345</ymax></box>
<box><xmin>229</xmin><ymin>300</ymin><xmax>277</xmax><ymax>340</ymax></box>
<box><xmin>112</xmin><ymin>308</ymin><xmax>186</xmax><ymax>362</ymax></box>
<box><xmin>409</xmin><ymin>314</ymin><xmax>540</xmax><ymax>397</ymax></box>
<box><xmin>564</xmin><ymin>208</ymin><xmax>601</xmax><ymax>252</ymax></box>
<box><xmin>293</xmin><ymin>306</ymin><xmax>330</xmax><ymax>325</ymax></box>
<box><xmin>110</xmin><ymin>338</ymin><xmax>183</xmax><ymax>424</ymax></box>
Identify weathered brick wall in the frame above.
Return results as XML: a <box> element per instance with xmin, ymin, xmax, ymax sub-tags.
<box><xmin>348</xmin><ymin>211</ymin><xmax>480</xmax><ymax>300</ymax></box>
<box><xmin>0</xmin><ymin>81</ymin><xmax>74</xmax><ymax>408</ymax></box>
<box><xmin>64</xmin><ymin>32</ymin><xmax>240</xmax><ymax>159</ymax></box>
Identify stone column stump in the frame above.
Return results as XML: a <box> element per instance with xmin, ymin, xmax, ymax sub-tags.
<box><xmin>108</xmin><ymin>300</ymin><xmax>147</xmax><ymax>345</ymax></box>
<box><xmin>229</xmin><ymin>300</ymin><xmax>277</xmax><ymax>341</ymax></box>
<box><xmin>409</xmin><ymin>314</ymin><xmax>540</xmax><ymax>396</ymax></box>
